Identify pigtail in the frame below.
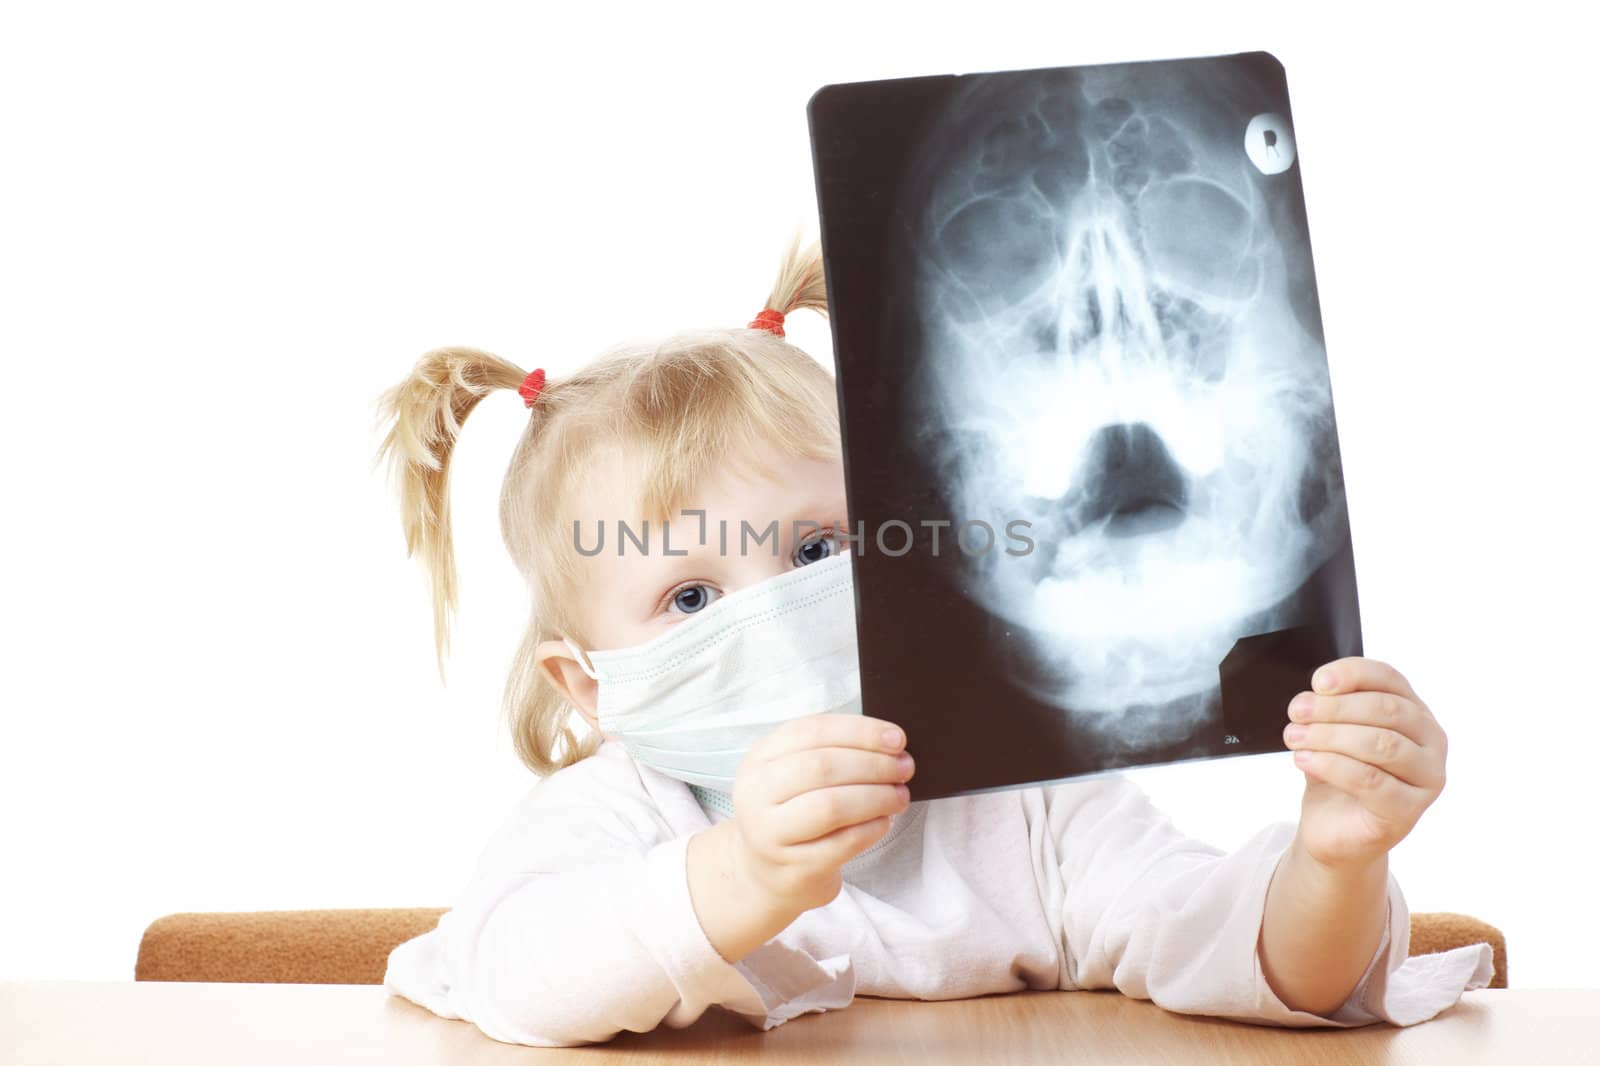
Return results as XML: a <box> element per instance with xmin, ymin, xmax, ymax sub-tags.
<box><xmin>372</xmin><ymin>345</ymin><xmax>528</xmax><ymax>681</ymax></box>
<box><xmin>760</xmin><ymin>226</ymin><xmax>830</xmax><ymax>322</ymax></box>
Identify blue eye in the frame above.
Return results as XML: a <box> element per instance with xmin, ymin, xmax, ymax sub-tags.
<box><xmin>792</xmin><ymin>531</ymin><xmax>840</xmax><ymax>567</ymax></box>
<box><xmin>670</xmin><ymin>584</ymin><xmax>719</xmax><ymax>614</ymax></box>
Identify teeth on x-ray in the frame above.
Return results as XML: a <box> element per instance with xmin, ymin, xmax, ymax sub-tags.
<box><xmin>899</xmin><ymin>65</ymin><xmax>1347</xmax><ymax>720</ymax></box>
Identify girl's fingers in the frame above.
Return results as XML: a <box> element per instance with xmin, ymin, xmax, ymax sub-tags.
<box><xmin>1283</xmin><ymin>721</ymin><xmax>1439</xmax><ymax>790</ymax></box>
<box><xmin>769</xmin><ymin>782</ymin><xmax>910</xmax><ymax>845</ymax></box>
<box><xmin>752</xmin><ymin>713</ymin><xmax>906</xmax><ymax>763</ymax></box>
<box><xmin>763</xmin><ymin>746</ymin><xmax>915</xmax><ymax>805</ymax></box>
<box><xmin>1292</xmin><ymin>688</ymin><xmax>1439</xmax><ymax>749</ymax></box>
<box><xmin>1314</xmin><ymin>656</ymin><xmax>1422</xmax><ymax>705</ymax></box>
<box><xmin>786</xmin><ymin>813</ymin><xmax>898</xmax><ymax>870</ymax></box>
<box><xmin>1292</xmin><ymin>749</ymin><xmax>1429</xmax><ymax>824</ymax></box>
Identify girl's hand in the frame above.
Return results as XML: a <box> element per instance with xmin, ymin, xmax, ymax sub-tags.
<box><xmin>1282</xmin><ymin>656</ymin><xmax>1449</xmax><ymax>870</ymax></box>
<box><xmin>728</xmin><ymin>713</ymin><xmax>914</xmax><ymax>919</ymax></box>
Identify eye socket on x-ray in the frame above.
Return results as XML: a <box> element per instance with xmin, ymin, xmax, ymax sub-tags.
<box><xmin>1139</xmin><ymin>180</ymin><xmax>1262</xmax><ymax>304</ymax></box>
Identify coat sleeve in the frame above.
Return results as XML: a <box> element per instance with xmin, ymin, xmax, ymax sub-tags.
<box><xmin>1045</xmin><ymin>773</ymin><xmax>1494</xmax><ymax>1028</ymax></box>
<box><xmin>382</xmin><ymin>750</ymin><xmax>854</xmax><ymax>1047</ymax></box>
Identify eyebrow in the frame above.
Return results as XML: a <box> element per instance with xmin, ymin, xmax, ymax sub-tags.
<box><xmin>659</xmin><ymin>497</ymin><xmax>849</xmax><ymax>553</ymax></box>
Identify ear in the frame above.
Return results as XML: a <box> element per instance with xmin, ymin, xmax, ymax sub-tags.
<box><xmin>535</xmin><ymin>639</ymin><xmax>603</xmax><ymax>736</ymax></box>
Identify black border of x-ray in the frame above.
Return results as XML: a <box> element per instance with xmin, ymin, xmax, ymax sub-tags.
<box><xmin>805</xmin><ymin>49</ymin><xmax>1365</xmax><ymax>801</ymax></box>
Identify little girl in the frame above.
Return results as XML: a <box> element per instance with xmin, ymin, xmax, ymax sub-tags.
<box><xmin>373</xmin><ymin>233</ymin><xmax>1493</xmax><ymax>1048</ymax></box>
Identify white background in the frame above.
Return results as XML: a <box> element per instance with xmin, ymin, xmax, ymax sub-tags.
<box><xmin>2</xmin><ymin>1</ymin><xmax>1594</xmax><ymax>991</ymax></box>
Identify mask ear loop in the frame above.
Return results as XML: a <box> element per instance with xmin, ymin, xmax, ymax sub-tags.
<box><xmin>562</xmin><ymin>637</ymin><xmax>600</xmax><ymax>681</ymax></box>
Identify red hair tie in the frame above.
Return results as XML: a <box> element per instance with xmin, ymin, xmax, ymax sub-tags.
<box><xmin>518</xmin><ymin>367</ymin><xmax>546</xmax><ymax>408</ymax></box>
<box><xmin>748</xmin><ymin>308</ymin><xmax>786</xmax><ymax>337</ymax></box>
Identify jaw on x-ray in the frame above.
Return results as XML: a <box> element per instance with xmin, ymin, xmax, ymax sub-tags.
<box><xmin>897</xmin><ymin>59</ymin><xmax>1349</xmax><ymax>745</ymax></box>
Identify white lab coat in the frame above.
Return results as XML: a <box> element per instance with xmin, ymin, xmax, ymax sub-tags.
<box><xmin>383</xmin><ymin>738</ymin><xmax>1492</xmax><ymax>1047</ymax></box>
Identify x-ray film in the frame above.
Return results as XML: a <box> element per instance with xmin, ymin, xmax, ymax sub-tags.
<box><xmin>807</xmin><ymin>50</ymin><xmax>1362</xmax><ymax>800</ymax></box>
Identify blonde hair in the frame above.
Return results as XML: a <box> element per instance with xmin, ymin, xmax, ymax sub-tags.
<box><xmin>373</xmin><ymin>229</ymin><xmax>837</xmax><ymax>776</ymax></box>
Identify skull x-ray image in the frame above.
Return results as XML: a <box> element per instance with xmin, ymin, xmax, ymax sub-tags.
<box><xmin>808</xmin><ymin>51</ymin><xmax>1363</xmax><ymax>800</ymax></box>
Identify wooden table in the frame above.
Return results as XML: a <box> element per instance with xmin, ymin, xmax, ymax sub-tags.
<box><xmin>3</xmin><ymin>981</ymin><xmax>1595</xmax><ymax>1064</ymax></box>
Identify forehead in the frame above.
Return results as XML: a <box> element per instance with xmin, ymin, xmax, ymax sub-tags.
<box><xmin>562</xmin><ymin>436</ymin><xmax>846</xmax><ymax>531</ymax></box>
